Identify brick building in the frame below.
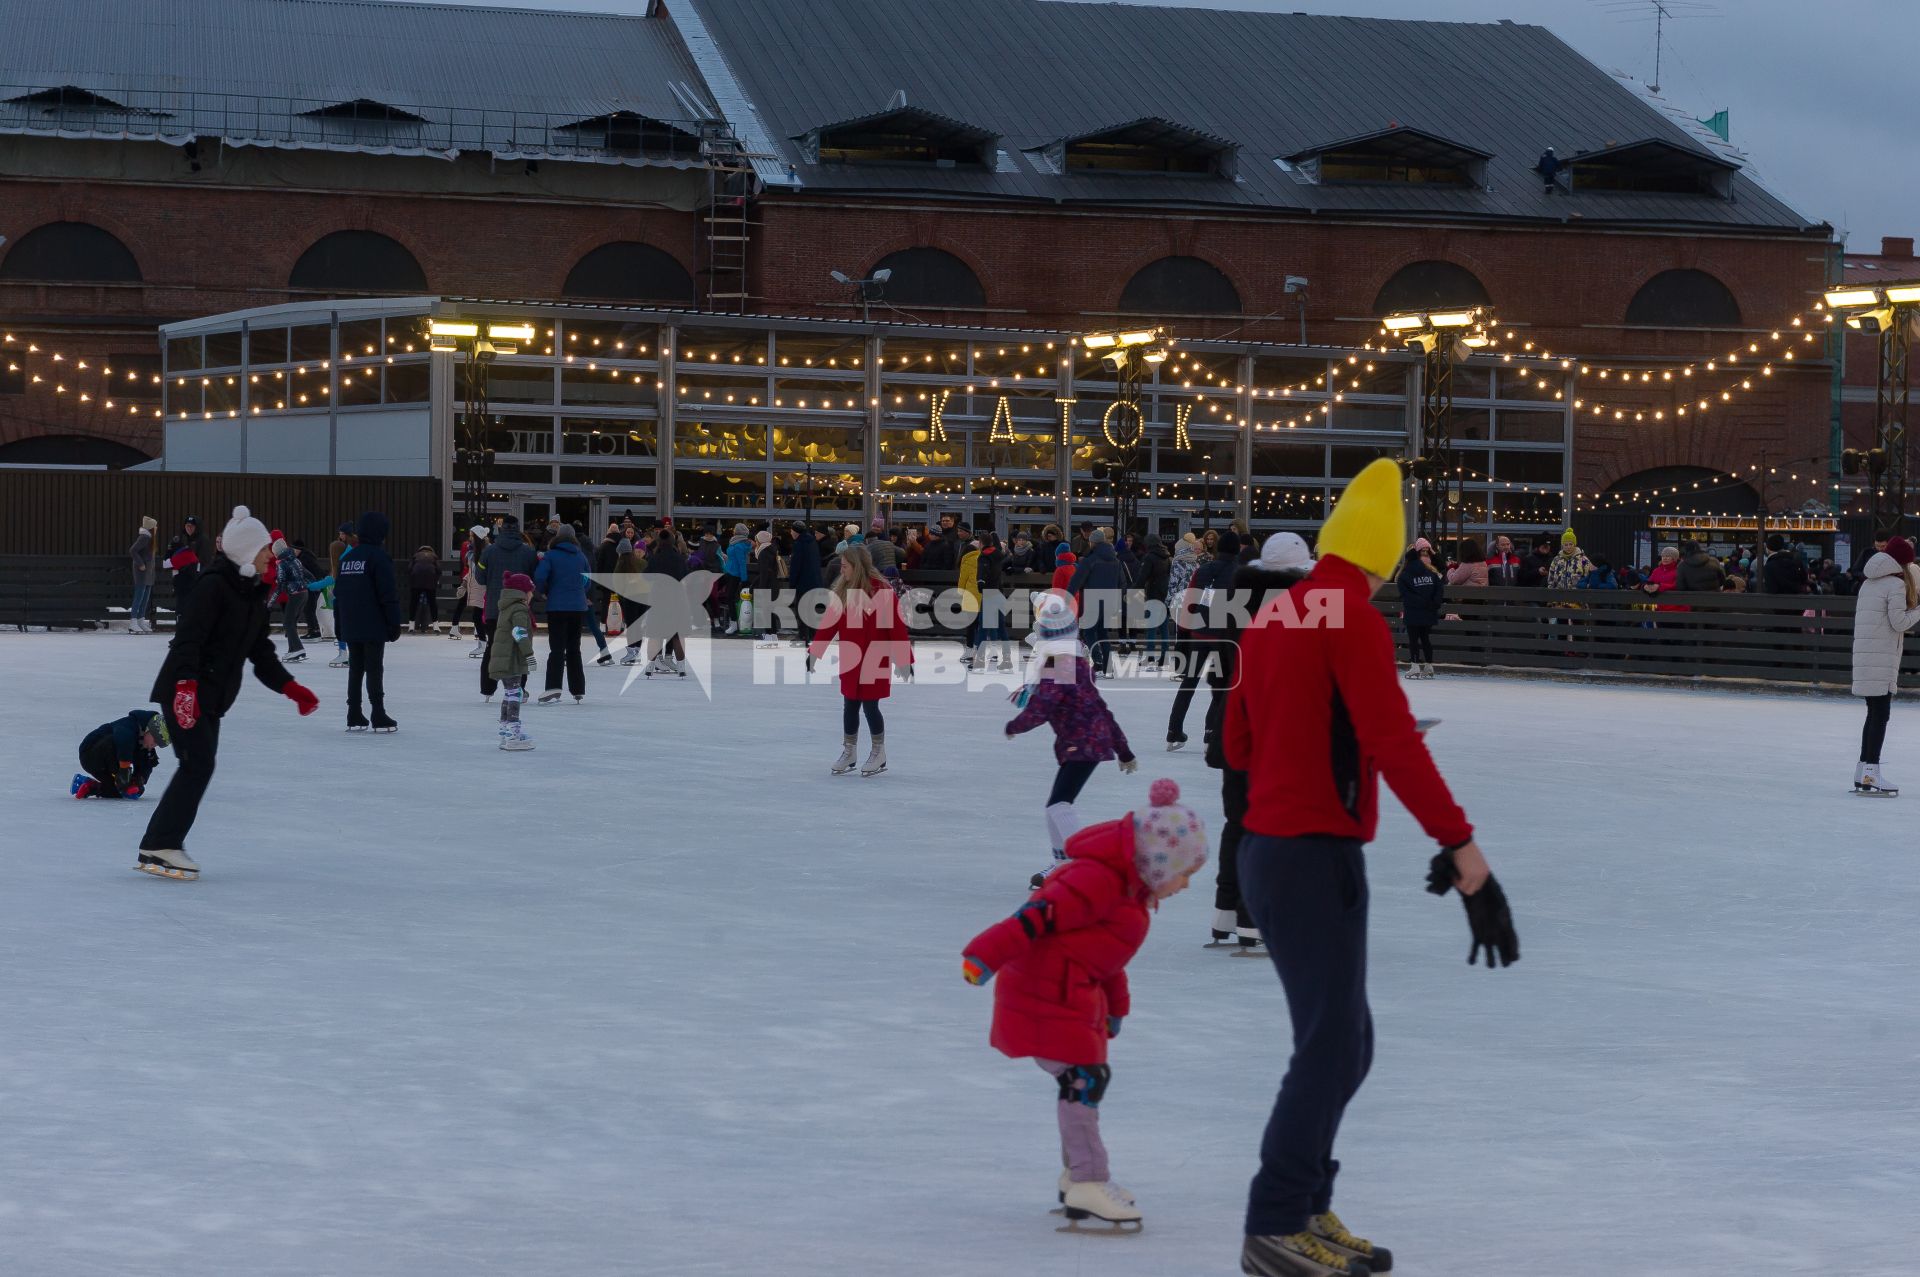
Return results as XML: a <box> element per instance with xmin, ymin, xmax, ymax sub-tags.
<box><xmin>0</xmin><ymin>0</ymin><xmax>1837</xmax><ymax>533</ymax></box>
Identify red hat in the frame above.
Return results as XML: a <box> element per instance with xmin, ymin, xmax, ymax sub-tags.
<box><xmin>1887</xmin><ymin>536</ymin><xmax>1915</xmax><ymax>567</ymax></box>
<box><xmin>503</xmin><ymin>571</ymin><xmax>535</xmax><ymax>594</ymax></box>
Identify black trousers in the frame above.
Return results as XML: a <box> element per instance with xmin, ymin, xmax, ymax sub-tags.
<box><xmin>1405</xmin><ymin>624</ymin><xmax>1434</xmax><ymax>663</ymax></box>
<box><xmin>545</xmin><ymin>612</ymin><xmax>586</xmax><ymax>695</ymax></box>
<box><xmin>1047</xmin><ymin>759</ymin><xmax>1099</xmax><ymax>807</ymax></box>
<box><xmin>841</xmin><ymin>696</ymin><xmax>884</xmax><ymax>737</ymax></box>
<box><xmin>1241</xmin><ymin>834</ymin><xmax>1373</xmax><ymax>1237</ymax></box>
<box><xmin>479</xmin><ymin>618</ymin><xmax>499</xmax><ymax>696</ymax></box>
<box><xmin>347</xmin><ymin>641</ymin><xmax>387</xmax><ymax>716</ymax></box>
<box><xmin>1214</xmin><ymin>766</ymin><xmax>1251</xmax><ymax>926</ymax></box>
<box><xmin>141</xmin><ymin>706</ymin><xmax>220</xmax><ymax>851</ymax></box>
<box><xmin>303</xmin><ymin>589</ymin><xmax>320</xmax><ymax>631</ymax></box>
<box><xmin>410</xmin><ymin>588</ymin><xmax>437</xmax><ymax>629</ymax></box>
<box><xmin>1862</xmin><ymin>694</ymin><xmax>1892</xmax><ymax>764</ymax></box>
<box><xmin>1168</xmin><ymin>640</ymin><xmax>1219</xmax><ymax>740</ymax></box>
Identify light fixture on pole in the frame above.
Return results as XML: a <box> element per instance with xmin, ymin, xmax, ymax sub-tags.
<box><xmin>1081</xmin><ymin>326</ymin><xmax>1171</xmax><ymax>537</ymax></box>
<box><xmin>1824</xmin><ymin>282</ymin><xmax>1920</xmax><ymax>539</ymax></box>
<box><xmin>1380</xmin><ymin>306</ymin><xmax>1495</xmax><ymax>548</ymax></box>
<box><xmin>427</xmin><ymin>317</ymin><xmax>533</xmax><ymax>533</ymax></box>
<box><xmin>1285</xmin><ymin>275</ymin><xmax>1310</xmax><ymax>345</ymax></box>
<box><xmin>829</xmin><ymin>268</ymin><xmax>892</xmax><ymax>323</ymax></box>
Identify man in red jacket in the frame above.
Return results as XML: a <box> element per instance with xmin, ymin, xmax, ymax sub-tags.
<box><xmin>1225</xmin><ymin>459</ymin><xmax>1494</xmax><ymax>1277</ymax></box>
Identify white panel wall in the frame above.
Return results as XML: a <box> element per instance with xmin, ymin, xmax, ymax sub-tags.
<box><xmin>245</xmin><ymin>412</ymin><xmax>333</xmax><ymax>474</ymax></box>
<box><xmin>162</xmin><ymin>420</ymin><xmax>244</xmax><ymax>471</ymax></box>
<box><xmin>336</xmin><ymin>408</ymin><xmax>432</xmax><ymax>477</ymax></box>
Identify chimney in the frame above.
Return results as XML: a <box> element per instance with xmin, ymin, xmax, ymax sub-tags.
<box><xmin>1883</xmin><ymin>236</ymin><xmax>1915</xmax><ymax>259</ymax></box>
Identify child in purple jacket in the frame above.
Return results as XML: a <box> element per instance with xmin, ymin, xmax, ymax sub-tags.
<box><xmin>1007</xmin><ymin>593</ymin><xmax>1138</xmax><ymax>887</ymax></box>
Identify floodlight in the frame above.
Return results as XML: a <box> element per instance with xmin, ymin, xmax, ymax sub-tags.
<box><xmin>1083</xmin><ymin>333</ymin><xmax>1118</xmax><ymax>349</ymax></box>
<box><xmin>429</xmin><ymin>337</ymin><xmax>458</xmax><ymax>353</ymax></box>
<box><xmin>1427</xmin><ymin>310</ymin><xmax>1477</xmax><ymax>329</ymax></box>
<box><xmin>830</xmin><ymin>270</ymin><xmax>852</xmax><ymax>284</ymax></box>
<box><xmin>1824</xmin><ymin>287</ymin><xmax>1880</xmax><ymax>309</ymax></box>
<box><xmin>1460</xmin><ymin>332</ymin><xmax>1491</xmax><ymax>349</ymax></box>
<box><xmin>1118</xmin><ymin>329</ymin><xmax>1158</xmax><ymax>347</ymax></box>
<box><xmin>1404</xmin><ymin>332</ymin><xmax>1440</xmax><ymax>354</ymax></box>
<box><xmin>486</xmin><ymin>323</ymin><xmax>535</xmax><ymax>342</ymax></box>
<box><xmin>429</xmin><ymin>320</ymin><xmax>479</xmax><ymax>338</ymax></box>
<box><xmin>1143</xmin><ymin>349</ymin><xmax>1168</xmax><ymax>364</ymax></box>
<box><xmin>1380</xmin><ymin>313</ymin><xmax>1424</xmax><ymax>333</ymax></box>
<box><xmin>871</xmin><ymin>269</ymin><xmax>892</xmax><ymax>284</ymax></box>
<box><xmin>1883</xmin><ymin>282</ymin><xmax>1920</xmax><ymax>304</ymax></box>
<box><xmin>1846</xmin><ymin>307</ymin><xmax>1898</xmax><ymax>333</ymax></box>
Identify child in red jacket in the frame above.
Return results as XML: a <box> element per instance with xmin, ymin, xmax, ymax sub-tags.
<box><xmin>962</xmin><ymin>779</ymin><xmax>1208</xmax><ymax>1229</ymax></box>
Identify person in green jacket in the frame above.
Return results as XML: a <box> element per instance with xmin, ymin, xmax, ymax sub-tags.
<box><xmin>490</xmin><ymin>572</ymin><xmax>536</xmax><ymax>751</ymax></box>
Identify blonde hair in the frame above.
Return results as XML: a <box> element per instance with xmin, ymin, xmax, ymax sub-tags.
<box><xmin>1906</xmin><ymin>565</ymin><xmax>1919</xmax><ymax>611</ymax></box>
<box><xmin>831</xmin><ymin>544</ymin><xmax>881</xmax><ymax>602</ymax></box>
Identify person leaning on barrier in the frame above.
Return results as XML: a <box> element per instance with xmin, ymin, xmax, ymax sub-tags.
<box><xmin>1675</xmin><ymin>540</ymin><xmax>1726</xmax><ymax>592</ymax></box>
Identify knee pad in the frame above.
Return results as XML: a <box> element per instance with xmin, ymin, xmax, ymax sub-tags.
<box><xmin>1055</xmin><ymin>1063</ymin><xmax>1111</xmax><ymax>1108</ymax></box>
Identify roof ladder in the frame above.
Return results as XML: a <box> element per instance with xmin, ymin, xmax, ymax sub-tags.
<box><xmin>699</xmin><ymin>124</ymin><xmax>767</xmax><ymax>313</ymax></box>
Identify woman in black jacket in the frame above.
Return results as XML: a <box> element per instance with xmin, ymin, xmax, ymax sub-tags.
<box><xmin>749</xmin><ymin>529</ymin><xmax>781</xmax><ymax>643</ymax></box>
<box><xmin>139</xmin><ymin>506</ymin><xmax>319</xmax><ymax>878</ymax></box>
<box><xmin>1397</xmin><ymin>539</ymin><xmax>1445</xmax><ymax>679</ymax></box>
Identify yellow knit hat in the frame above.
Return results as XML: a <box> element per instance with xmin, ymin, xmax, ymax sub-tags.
<box><xmin>1317</xmin><ymin>458</ymin><xmax>1408</xmax><ymax>579</ymax></box>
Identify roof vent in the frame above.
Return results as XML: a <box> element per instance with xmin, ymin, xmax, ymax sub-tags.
<box><xmin>797</xmin><ymin>106</ymin><xmax>997</xmax><ymax>168</ymax></box>
<box><xmin>1035</xmin><ymin>117</ymin><xmax>1237</xmax><ymax>178</ymax></box>
<box><xmin>1568</xmin><ymin>138</ymin><xmax>1737</xmax><ymax>197</ymax></box>
<box><xmin>300</xmin><ymin>99</ymin><xmax>429</xmax><ymax>124</ymax></box>
<box><xmin>1282</xmin><ymin>126</ymin><xmax>1489</xmax><ymax>188</ymax></box>
<box><xmin>4</xmin><ymin>85</ymin><xmax>151</xmax><ymax>115</ymax></box>
<box><xmin>555</xmin><ymin>111</ymin><xmax>702</xmax><ymax>157</ymax></box>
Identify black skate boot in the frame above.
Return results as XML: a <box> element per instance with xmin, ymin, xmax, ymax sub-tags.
<box><xmin>1309</xmin><ymin>1212</ymin><xmax>1390</xmax><ymax>1272</ymax></box>
<box><xmin>346</xmin><ymin>708</ymin><xmax>370</xmax><ymax>732</ymax></box>
<box><xmin>1241</xmin><ymin>1230</ymin><xmax>1371</xmax><ymax>1277</ymax></box>
<box><xmin>370</xmin><ymin>712</ymin><xmax>398</xmax><ymax>734</ymax></box>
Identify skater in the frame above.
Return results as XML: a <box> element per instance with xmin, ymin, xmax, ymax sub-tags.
<box><xmin>1226</xmin><ymin>459</ymin><xmax>1511</xmax><ymax>1277</ymax></box>
<box><xmin>491</xmin><ymin>571</ymin><xmax>537</xmax><ymax>750</ymax></box>
<box><xmin>1007</xmin><ymin>593</ymin><xmax>1138</xmax><ymax>886</ymax></box>
<box><xmin>1850</xmin><ymin>535</ymin><xmax>1920</xmax><ymax>796</ymax></box>
<box><xmin>1201</xmin><ymin>531</ymin><xmax>1314</xmax><ymax>949</ymax></box>
<box><xmin>1396</xmin><ymin>539</ymin><xmax>1443</xmax><ymax>679</ymax></box>
<box><xmin>720</xmin><ymin>522</ymin><xmax>751</xmax><ymax>633</ymax></box>
<box><xmin>334</xmin><ymin>511</ymin><xmax>403</xmax><ymax>732</ymax></box>
<box><xmin>960</xmin><ymin>778</ymin><xmax>1209</xmax><ymax>1229</ymax></box>
<box><xmin>456</xmin><ymin>525</ymin><xmax>488</xmax><ymax>651</ymax></box>
<box><xmin>164</xmin><ymin>515</ymin><xmax>207</xmax><ymax>606</ymax></box>
<box><xmin>407</xmin><ymin>545</ymin><xmax>439</xmax><ymax>633</ymax></box>
<box><xmin>749</xmin><ymin>528</ymin><xmax>781</xmax><ymax>645</ymax></box>
<box><xmin>295</xmin><ymin>540</ymin><xmax>325</xmax><ymax>638</ymax></box>
<box><xmin>610</xmin><ymin>538</ymin><xmax>648</xmax><ymax>664</ymax></box>
<box><xmin>139</xmin><ymin>506</ymin><xmax>320</xmax><ymax>879</ymax></box>
<box><xmin>74</xmin><ymin>709</ymin><xmax>167</xmax><ymax>799</ymax></box>
<box><xmin>788</xmin><ymin>520</ymin><xmax>825</xmax><ymax>646</ymax></box>
<box><xmin>269</xmin><ymin>532</ymin><xmax>311</xmax><ymax>662</ymax></box>
<box><xmin>534</xmin><ymin>522</ymin><xmax>590</xmax><ymax>703</ymax></box>
<box><xmin>1168</xmin><ymin>530</ymin><xmax>1238</xmax><ymax>748</ymax></box>
<box><xmin>128</xmin><ymin>515</ymin><xmax>159</xmax><ymax>633</ymax></box>
<box><xmin>640</xmin><ymin>527</ymin><xmax>692</xmax><ymax>675</ymax></box>
<box><xmin>807</xmin><ymin>545</ymin><xmax>911</xmax><ymax>777</ymax></box>
<box><xmin>478</xmin><ymin>517</ymin><xmax>537</xmax><ymax>698</ymax></box>
<box><xmin>326</xmin><ymin>520</ymin><xmax>356</xmax><ymax>666</ymax></box>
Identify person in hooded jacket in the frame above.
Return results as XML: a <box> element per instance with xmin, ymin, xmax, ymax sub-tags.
<box><xmin>1199</xmin><ymin>533</ymin><xmax>1315</xmax><ymax>948</ymax></box>
<box><xmin>1674</xmin><ymin>539</ymin><xmax>1726</xmax><ymax>593</ymax></box>
<box><xmin>1850</xmin><ymin>536</ymin><xmax>1920</xmax><ymax>796</ymax></box>
<box><xmin>165</xmin><ymin>515</ymin><xmax>208</xmax><ymax>605</ymax></box>
<box><xmin>407</xmin><ymin>545</ymin><xmax>440</xmax><ymax>633</ymax></box>
<box><xmin>748</xmin><ymin>528</ymin><xmax>782</xmax><ymax>644</ymax></box>
<box><xmin>74</xmin><ymin>708</ymin><xmax>168</xmax><ymax>799</ymax></box>
<box><xmin>334</xmin><ymin>511</ymin><xmax>403</xmax><ymax>731</ymax></box>
<box><xmin>787</xmin><ymin>521</ymin><xmax>826</xmax><ymax>646</ymax></box>
<box><xmin>1139</xmin><ymin>535</ymin><xmax>1173</xmax><ymax>658</ymax></box>
<box><xmin>129</xmin><ymin>516</ymin><xmax>159</xmax><ymax>633</ymax></box>
<box><xmin>719</xmin><ymin>523</ymin><xmax>752</xmax><ymax>633</ymax></box>
<box><xmin>534</xmin><ymin>523</ymin><xmax>592</xmax><ymax>702</ymax></box>
<box><xmin>641</xmin><ymin>528</ymin><xmax>693</xmax><ymax>673</ymax></box>
<box><xmin>960</xmin><ymin>780</ymin><xmax>1208</xmax><ymax>1228</ymax></box>
<box><xmin>1068</xmin><ymin>529</ymin><xmax>1128</xmax><ymax>675</ymax></box>
<box><xmin>138</xmin><ymin>505</ymin><xmax>320</xmax><ymax>879</ymax></box>
<box><xmin>478</xmin><ymin>517</ymin><xmax>538</xmax><ymax>699</ymax></box>
<box><xmin>1516</xmin><ymin>537</ymin><xmax>1555</xmax><ymax>588</ymax></box>
<box><xmin>1397</xmin><ymin>540</ymin><xmax>1445</xmax><ymax>679</ymax></box>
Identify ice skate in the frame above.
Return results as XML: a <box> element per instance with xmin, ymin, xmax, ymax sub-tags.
<box><xmin>1308</xmin><ymin>1211</ymin><xmax>1390</xmax><ymax>1272</ymax></box>
<box><xmin>1419</xmin><ymin>662</ymin><xmax>1435</xmax><ymax>678</ymax></box>
<box><xmin>71</xmin><ymin>773</ymin><xmax>99</xmax><ymax>799</ymax></box>
<box><xmin>859</xmin><ymin>735</ymin><xmax>887</xmax><ymax>777</ymax></box>
<box><xmin>447</xmin><ymin>625</ymin><xmax>465</xmax><ymax>640</ymax></box>
<box><xmin>1166</xmin><ymin>733</ymin><xmax>1187</xmax><ymax>751</ymax></box>
<box><xmin>1854</xmin><ymin>762</ymin><xmax>1898</xmax><ymax>796</ymax></box>
<box><xmin>1059</xmin><ymin>1170</ymin><xmax>1134</xmax><ymax>1206</ymax></box>
<box><xmin>620</xmin><ymin>646</ymin><xmax>641</xmax><ymax>666</ymax></box>
<box><xmin>594</xmin><ymin>649</ymin><xmax>614</xmax><ymax>666</ymax></box>
<box><xmin>1241</xmin><ymin>1231</ymin><xmax>1371</xmax><ymax>1276</ymax></box>
<box><xmin>285</xmin><ymin>649</ymin><xmax>308</xmax><ymax>662</ymax></box>
<box><xmin>1057</xmin><ymin>1179</ymin><xmax>1141</xmax><ymax>1230</ymax></box>
<box><xmin>500</xmin><ymin>721</ymin><xmax>534</xmax><ymax>751</ymax></box>
<box><xmin>1206</xmin><ymin>908</ymin><xmax>1240</xmax><ymax>948</ymax></box>
<box><xmin>1230</xmin><ymin>926</ymin><xmax>1267</xmax><ymax>957</ymax></box>
<box><xmin>370</xmin><ymin>713</ymin><xmax>398</xmax><ymax>734</ymax></box>
<box><xmin>329</xmin><ymin>651</ymin><xmax>349</xmax><ymax>668</ymax></box>
<box><xmin>830</xmin><ymin>734</ymin><xmax>858</xmax><ymax>775</ymax></box>
<box><xmin>755</xmin><ymin>635</ymin><xmax>783</xmax><ymax>649</ymax></box>
<box><xmin>527</xmin><ymin>655</ymin><xmax>537</xmax><ymax>671</ymax></box>
<box><xmin>538</xmin><ymin>689</ymin><xmax>563</xmax><ymax>705</ymax></box>
<box><xmin>468</xmin><ymin>639</ymin><xmax>486</xmax><ymax>658</ymax></box>
<box><xmin>136</xmin><ymin>847</ymin><xmax>199</xmax><ymax>881</ymax></box>
<box><xmin>346</xmin><ymin>709</ymin><xmax>370</xmax><ymax>732</ymax></box>
<box><xmin>643</xmin><ymin>655</ymin><xmax>674</xmax><ymax>678</ymax></box>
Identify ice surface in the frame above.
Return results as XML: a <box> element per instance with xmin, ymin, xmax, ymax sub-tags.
<box><xmin>2</xmin><ymin>632</ymin><xmax>1916</xmax><ymax>1276</ymax></box>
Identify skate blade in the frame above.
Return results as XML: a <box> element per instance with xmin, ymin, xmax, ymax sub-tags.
<box><xmin>860</xmin><ymin>767</ymin><xmax>886</xmax><ymax>777</ymax></box>
<box><xmin>1228</xmin><ymin>946</ymin><xmax>1268</xmax><ymax>958</ymax></box>
<box><xmin>1852</xmin><ymin>787</ymin><xmax>1899</xmax><ymax>797</ymax></box>
<box><xmin>1203</xmin><ymin>939</ymin><xmax>1240</xmax><ymax>949</ymax></box>
<box><xmin>135</xmin><ymin>863</ymin><xmax>197</xmax><ymax>881</ymax></box>
<box><xmin>1051</xmin><ymin>1208</ymin><xmax>1142</xmax><ymax>1234</ymax></box>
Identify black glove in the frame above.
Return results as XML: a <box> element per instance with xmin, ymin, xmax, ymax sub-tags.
<box><xmin>1426</xmin><ymin>847</ymin><xmax>1520</xmax><ymax>969</ymax></box>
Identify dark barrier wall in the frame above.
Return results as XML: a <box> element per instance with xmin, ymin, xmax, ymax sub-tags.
<box><xmin>0</xmin><ymin>471</ymin><xmax>442</xmax><ymax>557</ymax></box>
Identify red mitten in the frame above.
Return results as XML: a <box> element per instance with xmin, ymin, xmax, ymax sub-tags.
<box><xmin>282</xmin><ymin>681</ymin><xmax>319</xmax><ymax>717</ymax></box>
<box><xmin>172</xmin><ymin>680</ymin><xmax>199</xmax><ymax>730</ymax></box>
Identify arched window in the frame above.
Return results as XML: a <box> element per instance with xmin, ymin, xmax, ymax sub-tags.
<box><xmin>1118</xmin><ymin>256</ymin><xmax>1240</xmax><ymax>314</ymax></box>
<box><xmin>0</xmin><ymin>435</ymin><xmax>152</xmax><ymax>468</ymax></box>
<box><xmin>1625</xmin><ymin>269</ymin><xmax>1741</xmax><ymax>328</ymax></box>
<box><xmin>1603</xmin><ymin>465</ymin><xmax>1758</xmax><ymax>515</ymax></box>
<box><xmin>288</xmin><ymin>231</ymin><xmax>427</xmax><ymax>294</ymax></box>
<box><xmin>1371</xmin><ymin>260</ymin><xmax>1490</xmax><ymax>316</ymax></box>
<box><xmin>871</xmin><ymin>248</ymin><xmax>986</xmax><ymax>308</ymax></box>
<box><xmin>0</xmin><ymin>222</ymin><xmax>142</xmax><ymax>282</ymax></box>
<box><xmin>562</xmin><ymin>242</ymin><xmax>696</xmax><ymax>304</ymax></box>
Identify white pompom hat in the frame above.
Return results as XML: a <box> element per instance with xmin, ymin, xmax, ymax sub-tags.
<box><xmin>220</xmin><ymin>505</ymin><xmax>273</xmax><ymax>576</ymax></box>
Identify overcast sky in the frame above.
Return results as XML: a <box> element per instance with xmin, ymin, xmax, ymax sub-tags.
<box><xmin>436</xmin><ymin>0</ymin><xmax>1914</xmax><ymax>248</ymax></box>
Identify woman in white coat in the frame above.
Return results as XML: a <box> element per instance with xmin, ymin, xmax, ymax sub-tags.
<box><xmin>1850</xmin><ymin>536</ymin><xmax>1920</xmax><ymax>795</ymax></box>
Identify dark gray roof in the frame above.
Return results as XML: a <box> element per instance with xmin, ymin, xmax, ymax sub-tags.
<box><xmin>685</xmin><ymin>0</ymin><xmax>1819</xmax><ymax>232</ymax></box>
<box><xmin>0</xmin><ymin>0</ymin><xmax>716</xmax><ymax>166</ymax></box>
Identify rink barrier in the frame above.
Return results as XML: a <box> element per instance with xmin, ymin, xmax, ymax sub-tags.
<box><xmin>0</xmin><ymin>556</ymin><xmax>147</xmax><ymax>631</ymax></box>
<box><xmin>1372</xmin><ymin>585</ymin><xmax>1903</xmax><ymax>687</ymax></box>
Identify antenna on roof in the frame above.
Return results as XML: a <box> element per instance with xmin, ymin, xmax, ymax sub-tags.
<box><xmin>887</xmin><ymin>89</ymin><xmax>907</xmax><ymax>110</ymax></box>
<box><xmin>1593</xmin><ymin>0</ymin><xmax>1721</xmax><ymax>96</ymax></box>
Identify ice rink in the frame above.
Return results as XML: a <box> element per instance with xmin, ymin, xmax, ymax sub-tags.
<box><xmin>2</xmin><ymin>631</ymin><xmax>1915</xmax><ymax>1276</ymax></box>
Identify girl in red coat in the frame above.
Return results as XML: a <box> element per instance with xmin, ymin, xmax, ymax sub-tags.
<box><xmin>808</xmin><ymin>544</ymin><xmax>913</xmax><ymax>777</ymax></box>
<box><xmin>962</xmin><ymin>779</ymin><xmax>1208</xmax><ymax>1228</ymax></box>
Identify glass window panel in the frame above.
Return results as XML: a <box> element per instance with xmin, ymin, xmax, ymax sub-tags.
<box><xmin>1495</xmin><ymin>367</ymin><xmax>1564</xmax><ymax>402</ymax></box>
<box><xmin>1449</xmin><ymin>447</ymin><xmax>1491</xmax><ymax>479</ymax></box>
<box><xmin>772</xmin><ymin>469</ymin><xmax>863</xmax><ymax>504</ymax></box>
<box><xmin>205</xmin><ymin>375</ymin><xmax>242</xmax><ymax>414</ymax></box>
<box><xmin>1251</xmin><ymin>355</ymin><xmax>1329</xmax><ymax>392</ymax></box>
<box><xmin>977</xmin><ymin>437</ymin><xmax>1056</xmax><ymax>471</ymax></box>
<box><xmin>484</xmin><ymin>360</ymin><xmax>555</xmax><ymax>404</ymax></box>
<box><xmin>881</xmin><ymin>427</ymin><xmax>963</xmax><ymax>469</ymax></box>
<box><xmin>385</xmin><ymin>360</ymin><xmax>429</xmax><ymax>404</ymax></box>
<box><xmin>562</xmin><ymin>417</ymin><xmax>655</xmax><ymax>459</ymax></box>
<box><xmin>557</xmin><ymin>465</ymin><xmax>657</xmax><ymax>488</ymax></box>
<box><xmin>559</xmin><ymin>318</ymin><xmax>660</xmax><ymax>359</ymax></box>
<box><xmin>1451</xmin><ymin>366</ymin><xmax>1491</xmax><ymax>399</ymax></box>
<box><xmin>770</xmin><ymin>424</ymin><xmax>863</xmax><ymax>465</ymax></box>
<box><xmin>249</xmin><ymin>327</ymin><xmax>289</xmax><ymax>365</ymax></box>
<box><xmin>1252</xmin><ymin>443</ymin><xmax>1326</xmax><ymax>477</ymax></box>
<box><xmin>1330</xmin><ymin>444</ymin><xmax>1400</xmax><ymax>478</ymax></box>
<box><xmin>291</xmin><ymin>325</ymin><xmax>332</xmax><ymax>362</ymax></box>
<box><xmin>771</xmin><ymin>378</ymin><xmax>863</xmax><ymax>411</ymax></box>
<box><xmin>168</xmin><ymin>380</ymin><xmax>200</xmax><ymax>416</ymax></box>
<box><xmin>166</xmin><ymin>335</ymin><xmax>202</xmax><ymax>371</ymax></box>
<box><xmin>382</xmin><ymin>319</ymin><xmax>423</xmax><ymax>358</ymax></box>
<box><xmin>970</xmin><ymin>341</ymin><xmax>1057</xmax><ymax>380</ymax></box>
<box><xmin>486</xmin><ymin>418</ymin><xmax>554</xmax><ymax>456</ymax></box>
<box><xmin>1156</xmin><ymin>349</ymin><xmax>1238</xmax><ymax>391</ymax></box>
<box><xmin>110</xmin><ymin>355</ymin><xmax>162</xmax><ymax>402</ymax></box>
<box><xmin>677</xmin><ymin>468</ymin><xmax>770</xmax><ymax>509</ymax></box>
<box><xmin>674</xmin><ymin>421</ymin><xmax>767</xmax><ymax>462</ymax></box>
<box><xmin>1492</xmin><ymin>449</ymin><xmax>1563</xmax><ymax>483</ymax></box>
<box><xmin>561</xmin><ymin>364</ymin><xmax>658</xmax><ymax>408</ymax></box>
<box><xmin>1330</xmin><ymin>403</ymin><xmax>1405</xmax><ymax>434</ymax></box>
<box><xmin>1447</xmin><ymin>408</ymin><xmax>1490</xmax><ymax>441</ymax></box>
<box><xmin>678</xmin><ymin>327</ymin><xmax>768</xmax><ymax>366</ymax></box>
<box><xmin>1491</xmin><ymin>491</ymin><xmax>1563</xmax><ymax>524</ymax></box>
<box><xmin>204</xmin><ymin>330</ymin><xmax>244</xmax><ymax>368</ymax></box>
<box><xmin>339</xmin><ymin>365</ymin><xmax>381</xmax><ymax>406</ymax></box>
<box><xmin>1334</xmin><ymin>358</ymin><xmax>1408</xmax><ymax>396</ymax></box>
<box><xmin>879</xmin><ymin>338</ymin><xmax>969</xmax><ymax>374</ymax></box>
<box><xmin>771</xmin><ymin>330</ymin><xmax>866</xmax><ymax>371</ymax></box>
<box><xmin>1251</xmin><ymin>485</ymin><xmax>1328</xmax><ymax>523</ymax></box>
<box><xmin>339</xmin><ymin>318</ymin><xmax>383</xmax><ymax>361</ymax></box>
<box><xmin>1495</xmin><ymin>410</ymin><xmax>1563</xmax><ymax>443</ymax></box>
<box><xmin>470</xmin><ymin>462</ymin><xmax>555</xmax><ymax>484</ymax></box>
